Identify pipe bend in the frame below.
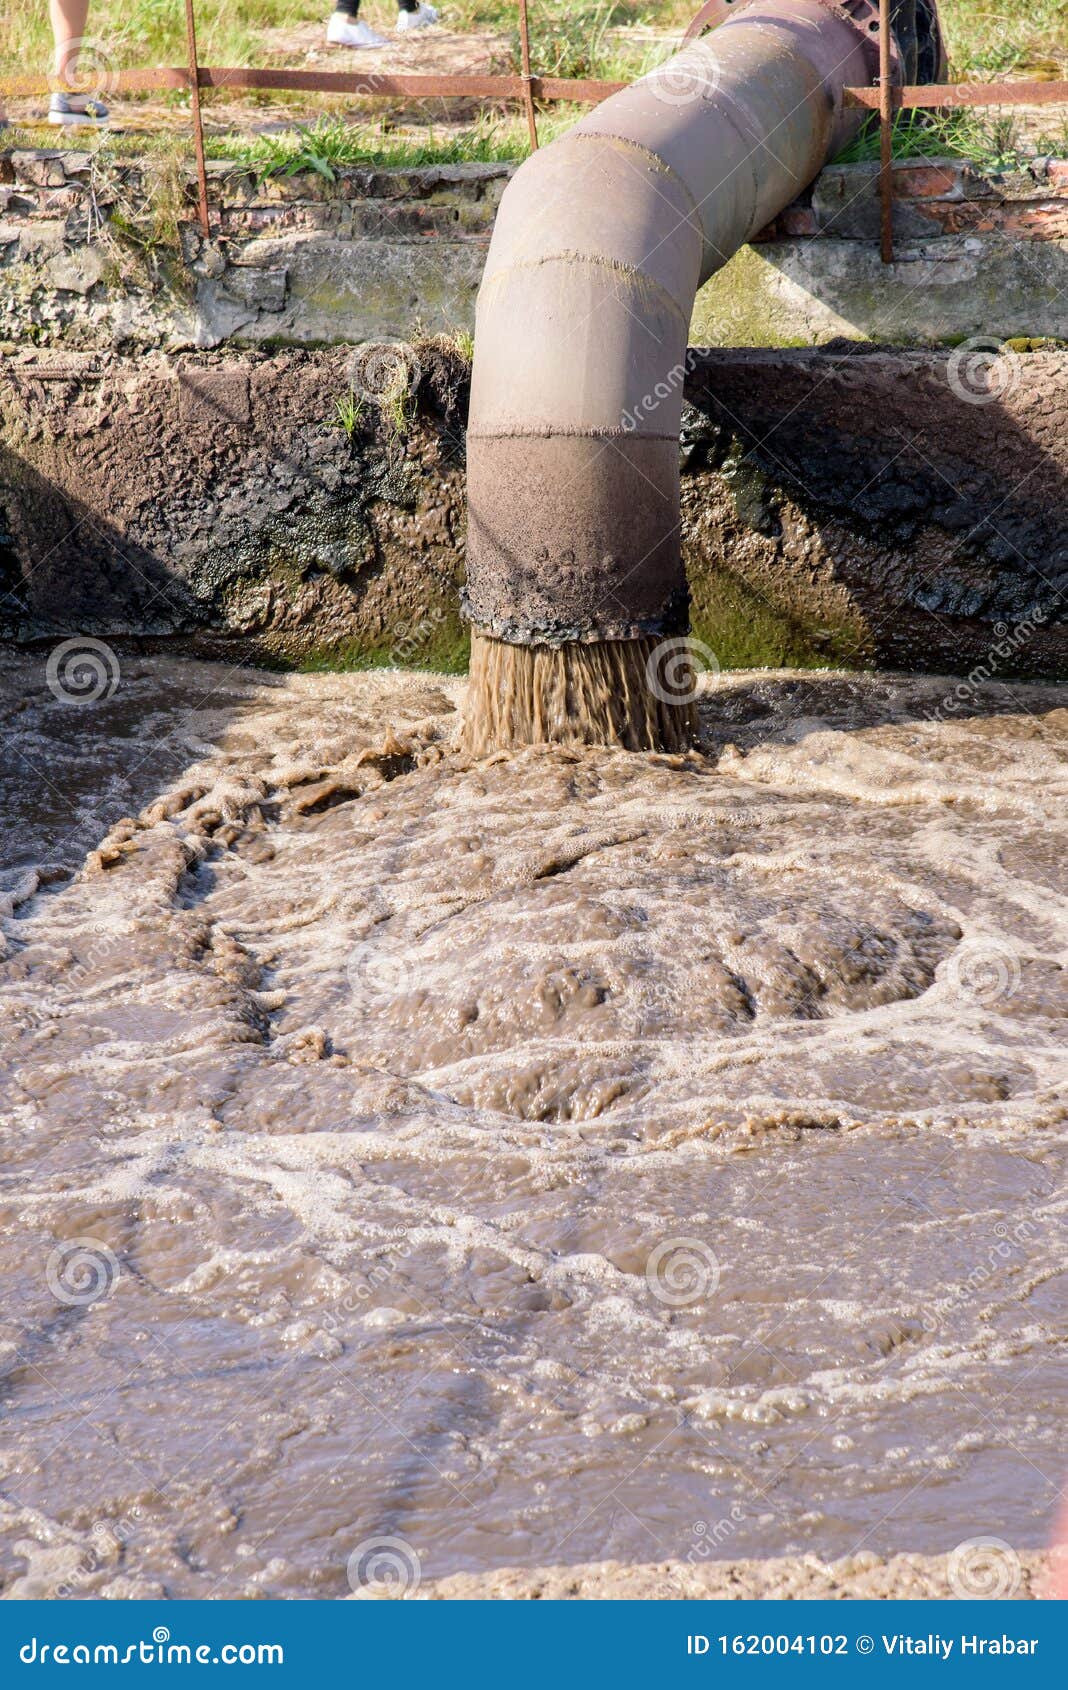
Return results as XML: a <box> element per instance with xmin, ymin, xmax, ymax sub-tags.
<box><xmin>464</xmin><ymin>0</ymin><xmax>880</xmax><ymax>647</ymax></box>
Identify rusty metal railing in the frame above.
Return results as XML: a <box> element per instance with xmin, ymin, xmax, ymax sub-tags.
<box><xmin>1</xmin><ymin>0</ymin><xmax>1066</xmax><ymax>259</ymax></box>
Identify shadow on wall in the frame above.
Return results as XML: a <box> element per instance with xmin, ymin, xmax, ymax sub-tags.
<box><xmin>0</xmin><ymin>440</ymin><xmax>197</xmax><ymax>642</ymax></box>
<box><xmin>680</xmin><ymin>346</ymin><xmax>1068</xmax><ymax>679</ymax></box>
<box><xmin>0</xmin><ymin>345</ymin><xmax>471</xmax><ymax>668</ymax></box>
<box><xmin>0</xmin><ymin>343</ymin><xmax>1066</xmax><ymax>681</ymax></box>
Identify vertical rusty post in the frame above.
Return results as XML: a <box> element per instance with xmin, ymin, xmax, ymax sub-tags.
<box><xmin>879</xmin><ymin>0</ymin><xmax>894</xmax><ymax>263</ymax></box>
<box><xmin>184</xmin><ymin>0</ymin><xmax>212</xmax><ymax>241</ymax></box>
<box><xmin>517</xmin><ymin>0</ymin><xmax>539</xmax><ymax>151</ymax></box>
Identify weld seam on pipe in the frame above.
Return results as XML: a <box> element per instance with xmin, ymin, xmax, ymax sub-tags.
<box><xmin>557</xmin><ymin>131</ymin><xmax>707</xmax><ymax>222</ymax></box>
<box><xmin>480</xmin><ymin>253</ymin><xmax>692</xmax><ymax>334</ymax></box>
<box><xmin>466</xmin><ymin>429</ymin><xmax>680</xmax><ymax>443</ymax></box>
<box><xmin>594</xmin><ymin>94</ymin><xmax>768</xmax><ymax>233</ymax></box>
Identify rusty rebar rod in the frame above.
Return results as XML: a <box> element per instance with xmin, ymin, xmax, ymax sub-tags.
<box><xmin>184</xmin><ymin>0</ymin><xmax>211</xmax><ymax>242</ymax></box>
<box><xmin>0</xmin><ymin>67</ymin><xmax>626</xmax><ymax>104</ymax></box>
<box><xmin>847</xmin><ymin>79</ymin><xmax>1068</xmax><ymax>107</ymax></box>
<box><xmin>879</xmin><ymin>0</ymin><xmax>894</xmax><ymax>264</ymax></box>
<box><xmin>1</xmin><ymin>69</ymin><xmax>1065</xmax><ymax>111</ymax></box>
<box><xmin>517</xmin><ymin>0</ymin><xmax>539</xmax><ymax>151</ymax></box>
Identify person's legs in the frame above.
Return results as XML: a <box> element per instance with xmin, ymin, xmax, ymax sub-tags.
<box><xmin>395</xmin><ymin>2</ymin><xmax>440</xmax><ymax>31</ymax></box>
<box><xmin>50</xmin><ymin>0</ymin><xmax>91</xmax><ymax>82</ymax></box>
<box><xmin>326</xmin><ymin>0</ymin><xmax>439</xmax><ymax>46</ymax></box>
<box><xmin>49</xmin><ymin>0</ymin><xmax>109</xmax><ymax>122</ymax></box>
<box><xmin>326</xmin><ymin>0</ymin><xmax>388</xmax><ymax>49</ymax></box>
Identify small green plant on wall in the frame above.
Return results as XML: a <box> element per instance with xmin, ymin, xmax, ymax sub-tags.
<box><xmin>330</xmin><ymin>389</ymin><xmax>366</xmax><ymax>439</ymax></box>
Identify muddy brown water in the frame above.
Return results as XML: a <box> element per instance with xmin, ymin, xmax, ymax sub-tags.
<box><xmin>0</xmin><ymin>655</ymin><xmax>1064</xmax><ymax>1598</ymax></box>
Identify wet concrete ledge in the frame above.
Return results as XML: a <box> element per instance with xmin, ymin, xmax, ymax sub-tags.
<box><xmin>1</xmin><ymin>341</ymin><xmax>1065</xmax><ymax>679</ymax></box>
<box><xmin>1</xmin><ymin>148</ymin><xmax>1068</xmax><ymax>349</ymax></box>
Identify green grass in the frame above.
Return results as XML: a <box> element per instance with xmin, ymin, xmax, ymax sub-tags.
<box><xmin>2</xmin><ymin>2</ymin><xmax>1066</xmax><ymax>172</ymax></box>
<box><xmin>501</xmin><ymin>0</ymin><xmax>662</xmax><ymax>82</ymax></box>
<box><xmin>838</xmin><ymin>106</ymin><xmax>1068</xmax><ymax>170</ymax></box>
<box><xmin>689</xmin><ymin>569</ymin><xmax>873</xmax><ymax>672</ymax></box>
<box><xmin>297</xmin><ymin>611</ymin><xmax>470</xmax><ymax>674</ymax></box>
<box><xmin>211</xmin><ymin>109</ymin><xmax>578</xmax><ymax>175</ymax></box>
<box><xmin>329</xmin><ymin>388</ymin><xmax>367</xmax><ymax>437</ymax></box>
<box><xmin>0</xmin><ymin>0</ymin><xmax>685</xmax><ymax>82</ymax></box>
<box><xmin>939</xmin><ymin>0</ymin><xmax>1067</xmax><ymax>79</ymax></box>
<box><xmin>1</xmin><ymin>0</ymin><xmax>1064</xmax><ymax>84</ymax></box>
<box><xmin>27</xmin><ymin>98</ymin><xmax>1058</xmax><ymax>210</ymax></box>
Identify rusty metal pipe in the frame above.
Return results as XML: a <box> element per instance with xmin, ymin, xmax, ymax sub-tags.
<box><xmin>464</xmin><ymin>0</ymin><xmax>889</xmax><ymax>647</ymax></box>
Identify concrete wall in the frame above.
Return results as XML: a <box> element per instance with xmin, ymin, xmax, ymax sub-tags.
<box><xmin>2</xmin><ymin>148</ymin><xmax>1068</xmax><ymax>351</ymax></box>
<box><xmin>0</xmin><ymin>152</ymin><xmax>508</xmax><ymax>352</ymax></box>
<box><xmin>2</xmin><ymin>342</ymin><xmax>1065</xmax><ymax>679</ymax></box>
<box><xmin>2</xmin><ymin>145</ymin><xmax>1066</xmax><ymax>681</ymax></box>
<box><xmin>697</xmin><ymin>158</ymin><xmax>1068</xmax><ymax>346</ymax></box>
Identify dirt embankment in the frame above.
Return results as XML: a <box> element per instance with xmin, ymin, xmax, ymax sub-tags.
<box><xmin>2</xmin><ymin>342</ymin><xmax>1066</xmax><ymax>677</ymax></box>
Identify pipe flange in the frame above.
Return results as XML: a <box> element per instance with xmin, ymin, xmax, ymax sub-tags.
<box><xmin>683</xmin><ymin>0</ymin><xmax>904</xmax><ymax>84</ymax></box>
<box><xmin>915</xmin><ymin>0</ymin><xmax>948</xmax><ymax>82</ymax></box>
<box><xmin>811</xmin><ymin>0</ymin><xmax>903</xmax><ymax>82</ymax></box>
<box><xmin>682</xmin><ymin>0</ymin><xmax>759</xmax><ymax>43</ymax></box>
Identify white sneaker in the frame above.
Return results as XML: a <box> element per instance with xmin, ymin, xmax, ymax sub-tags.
<box><xmin>49</xmin><ymin>92</ymin><xmax>109</xmax><ymax>125</ymax></box>
<box><xmin>326</xmin><ymin>14</ymin><xmax>388</xmax><ymax>48</ymax></box>
<box><xmin>396</xmin><ymin>4</ymin><xmax>439</xmax><ymax>30</ymax></box>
